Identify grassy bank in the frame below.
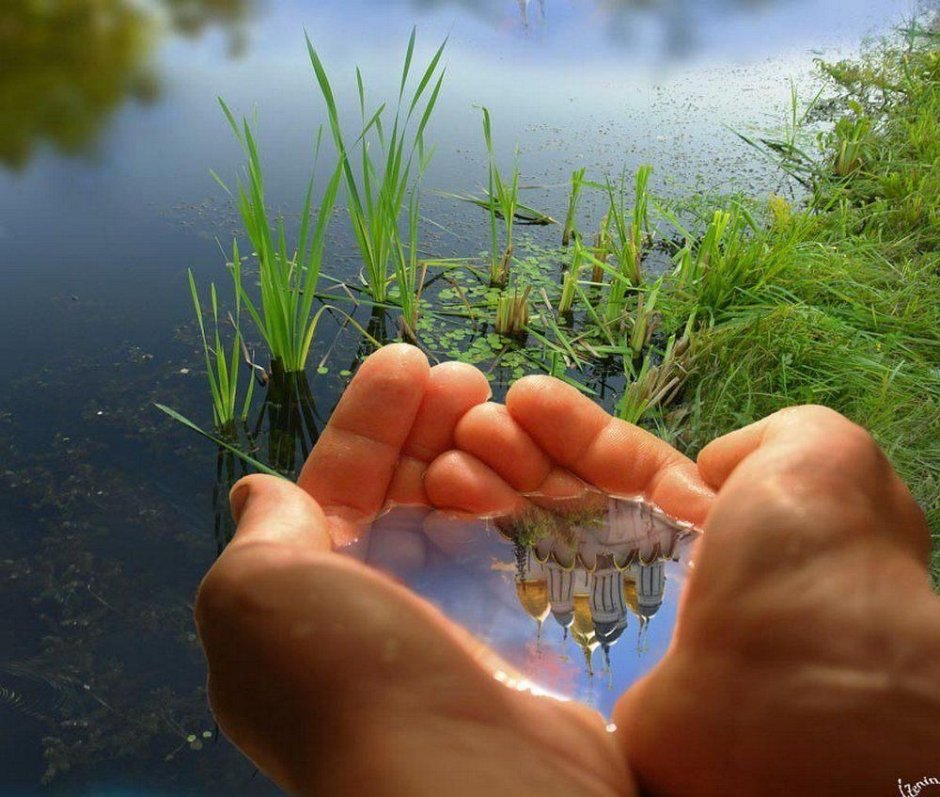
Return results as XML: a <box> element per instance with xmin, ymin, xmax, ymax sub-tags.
<box><xmin>660</xmin><ymin>21</ymin><xmax>940</xmax><ymax>580</ymax></box>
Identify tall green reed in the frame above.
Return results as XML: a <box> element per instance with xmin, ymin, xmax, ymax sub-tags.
<box><xmin>215</xmin><ymin>103</ymin><xmax>343</xmax><ymax>374</ymax></box>
<box><xmin>558</xmin><ymin>239</ymin><xmax>584</xmax><ymax>316</ymax></box>
<box><xmin>307</xmin><ymin>28</ymin><xmax>446</xmax><ymax>304</ymax></box>
<box><xmin>607</xmin><ymin>165</ymin><xmax>652</xmax><ymax>288</ymax></box>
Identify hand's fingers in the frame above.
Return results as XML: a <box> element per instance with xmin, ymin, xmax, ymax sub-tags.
<box><xmin>505</xmin><ymin>375</ymin><xmax>714</xmax><ymax>525</ymax></box>
<box><xmin>697</xmin><ymin>404</ymin><xmax>931</xmax><ymax>563</ymax></box>
<box><xmin>297</xmin><ymin>344</ymin><xmax>429</xmax><ymax>542</ymax></box>
<box><xmin>454</xmin><ymin>402</ymin><xmax>553</xmax><ymax>491</ymax></box>
<box><xmin>386</xmin><ymin>362</ymin><xmax>491</xmax><ymax>505</ymax></box>
<box><xmin>696</xmin><ymin>405</ymin><xmax>815</xmax><ymax>489</ymax></box>
<box><xmin>361</xmin><ymin>506</ymin><xmax>431</xmax><ymax>577</ymax></box>
<box><xmin>227</xmin><ymin>473</ymin><xmax>332</xmax><ymax>553</ymax></box>
<box><xmin>424</xmin><ymin>450</ymin><xmax>530</xmax><ymax>517</ymax></box>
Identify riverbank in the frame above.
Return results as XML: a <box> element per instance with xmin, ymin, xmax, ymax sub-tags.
<box><xmin>657</xmin><ymin>20</ymin><xmax>939</xmax><ymax>580</ymax></box>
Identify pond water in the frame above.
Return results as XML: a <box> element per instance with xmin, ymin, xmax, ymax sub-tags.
<box><xmin>0</xmin><ymin>0</ymin><xmax>913</xmax><ymax>793</ymax></box>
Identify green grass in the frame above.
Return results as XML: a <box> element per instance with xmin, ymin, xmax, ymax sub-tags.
<box><xmin>307</xmin><ymin>27</ymin><xmax>446</xmax><ymax>304</ymax></box>
<box><xmin>563</xmin><ymin>167</ymin><xmax>587</xmax><ymax>247</ymax></box>
<box><xmin>482</xmin><ymin>107</ymin><xmax>522</xmax><ymax>286</ymax></box>
<box><xmin>659</xmin><ymin>22</ymin><xmax>940</xmax><ymax>580</ymax></box>
<box><xmin>215</xmin><ymin>103</ymin><xmax>343</xmax><ymax>374</ymax></box>
<box><xmin>186</xmin><ymin>246</ymin><xmax>255</xmax><ymax>433</ymax></box>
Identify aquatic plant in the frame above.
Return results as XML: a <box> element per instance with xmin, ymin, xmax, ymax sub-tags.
<box><xmin>731</xmin><ymin>80</ymin><xmax>821</xmax><ymax>187</ymax></box>
<box><xmin>628</xmin><ymin>278</ymin><xmax>662</xmax><ymax>359</ymax></box>
<box><xmin>618</xmin><ymin>331</ymin><xmax>690</xmax><ymax>425</ymax></box>
<box><xmin>494</xmin><ymin>285</ymin><xmax>531</xmax><ymax>338</ymax></box>
<box><xmin>482</xmin><ymin>107</ymin><xmax>522</xmax><ymax>286</ymax></box>
<box><xmin>607</xmin><ymin>165</ymin><xmax>652</xmax><ymax>288</ymax></box>
<box><xmin>307</xmin><ymin>27</ymin><xmax>447</xmax><ymax>304</ymax></box>
<box><xmin>392</xmin><ymin>187</ymin><xmax>427</xmax><ymax>341</ymax></box>
<box><xmin>591</xmin><ymin>211</ymin><xmax>613</xmax><ymax>283</ymax></box>
<box><xmin>562</xmin><ymin>167</ymin><xmax>587</xmax><ymax>247</ymax></box>
<box><xmin>186</xmin><ymin>251</ymin><xmax>254</xmax><ymax>432</ymax></box>
<box><xmin>216</xmin><ymin>104</ymin><xmax>344</xmax><ymax>373</ymax></box>
<box><xmin>444</xmin><ymin>190</ymin><xmax>556</xmax><ymax>226</ymax></box>
<box><xmin>155</xmin><ymin>403</ymin><xmax>283</xmax><ymax>477</ymax></box>
<box><xmin>829</xmin><ymin>105</ymin><xmax>873</xmax><ymax>176</ymax></box>
<box><xmin>668</xmin><ymin>201</ymin><xmax>761</xmax><ymax>321</ymax></box>
<box><xmin>558</xmin><ymin>240</ymin><xmax>584</xmax><ymax>316</ymax></box>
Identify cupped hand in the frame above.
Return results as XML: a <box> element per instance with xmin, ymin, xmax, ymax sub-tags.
<box><xmin>613</xmin><ymin>406</ymin><xmax>940</xmax><ymax>796</ymax></box>
<box><xmin>194</xmin><ymin>344</ymin><xmax>939</xmax><ymax>797</ymax></box>
<box><xmin>446</xmin><ymin>391</ymin><xmax>940</xmax><ymax>795</ymax></box>
<box><xmin>194</xmin><ymin>344</ymin><xmax>713</xmax><ymax>796</ymax></box>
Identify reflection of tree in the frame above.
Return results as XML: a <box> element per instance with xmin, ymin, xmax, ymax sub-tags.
<box><xmin>0</xmin><ymin>0</ymin><xmax>157</xmax><ymax>169</ymax></box>
<box><xmin>0</xmin><ymin>0</ymin><xmax>252</xmax><ymax>170</ymax></box>
<box><xmin>161</xmin><ymin>0</ymin><xmax>252</xmax><ymax>55</ymax></box>
<box><xmin>162</xmin><ymin>0</ymin><xmax>250</xmax><ymax>36</ymax></box>
<box><xmin>412</xmin><ymin>0</ymin><xmax>779</xmax><ymax>55</ymax></box>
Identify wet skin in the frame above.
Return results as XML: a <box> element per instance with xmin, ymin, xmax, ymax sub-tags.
<box><xmin>194</xmin><ymin>344</ymin><xmax>940</xmax><ymax>796</ymax></box>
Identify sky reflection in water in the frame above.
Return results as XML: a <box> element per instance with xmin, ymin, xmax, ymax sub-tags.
<box><xmin>344</xmin><ymin>492</ymin><xmax>698</xmax><ymax>717</ymax></box>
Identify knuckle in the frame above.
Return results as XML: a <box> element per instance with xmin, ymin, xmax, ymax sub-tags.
<box><xmin>194</xmin><ymin>544</ymin><xmax>287</xmax><ymax>637</ymax></box>
<box><xmin>779</xmin><ymin>405</ymin><xmax>888</xmax><ymax>479</ymax></box>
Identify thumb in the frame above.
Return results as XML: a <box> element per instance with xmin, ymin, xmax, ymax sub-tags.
<box><xmin>225</xmin><ymin>473</ymin><xmax>332</xmax><ymax>553</ymax></box>
<box><xmin>194</xmin><ymin>474</ymin><xmax>334</xmax><ymax>792</ymax></box>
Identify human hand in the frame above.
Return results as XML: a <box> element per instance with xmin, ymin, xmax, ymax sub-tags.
<box><xmin>416</xmin><ymin>381</ymin><xmax>940</xmax><ymax>795</ymax></box>
<box><xmin>193</xmin><ymin>344</ymin><xmax>716</xmax><ymax>796</ymax></box>
<box><xmin>197</xmin><ymin>349</ymin><xmax>932</xmax><ymax>794</ymax></box>
<box><xmin>611</xmin><ymin>406</ymin><xmax>940</xmax><ymax>796</ymax></box>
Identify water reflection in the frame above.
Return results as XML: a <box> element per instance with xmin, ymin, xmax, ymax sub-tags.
<box><xmin>413</xmin><ymin>0</ymin><xmax>792</xmax><ymax>54</ymax></box>
<box><xmin>0</xmin><ymin>0</ymin><xmax>252</xmax><ymax>170</ymax></box>
<box><xmin>344</xmin><ymin>492</ymin><xmax>696</xmax><ymax>715</ymax></box>
<box><xmin>162</xmin><ymin>0</ymin><xmax>252</xmax><ymax>47</ymax></box>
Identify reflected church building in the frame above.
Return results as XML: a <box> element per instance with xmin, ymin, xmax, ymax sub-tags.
<box><xmin>509</xmin><ymin>496</ymin><xmax>692</xmax><ymax>676</ymax></box>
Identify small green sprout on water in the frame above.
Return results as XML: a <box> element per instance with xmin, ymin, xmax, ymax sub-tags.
<box><xmin>482</xmin><ymin>107</ymin><xmax>521</xmax><ymax>286</ymax></box>
<box><xmin>308</xmin><ymin>27</ymin><xmax>447</xmax><ymax>304</ymax></box>
<box><xmin>563</xmin><ymin>166</ymin><xmax>587</xmax><ymax>247</ymax></box>
<box><xmin>186</xmin><ymin>248</ymin><xmax>254</xmax><ymax>434</ymax></box>
<box><xmin>494</xmin><ymin>285</ymin><xmax>531</xmax><ymax>338</ymax></box>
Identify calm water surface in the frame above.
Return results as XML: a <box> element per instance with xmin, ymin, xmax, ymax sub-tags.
<box><xmin>0</xmin><ymin>0</ymin><xmax>910</xmax><ymax>793</ymax></box>
<box><xmin>348</xmin><ymin>494</ymin><xmax>698</xmax><ymax>716</ymax></box>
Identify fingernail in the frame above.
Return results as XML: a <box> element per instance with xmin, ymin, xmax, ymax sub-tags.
<box><xmin>229</xmin><ymin>481</ymin><xmax>252</xmax><ymax>524</ymax></box>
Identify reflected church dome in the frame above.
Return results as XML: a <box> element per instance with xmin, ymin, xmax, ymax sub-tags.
<box><xmin>507</xmin><ymin>493</ymin><xmax>688</xmax><ymax>676</ymax></box>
